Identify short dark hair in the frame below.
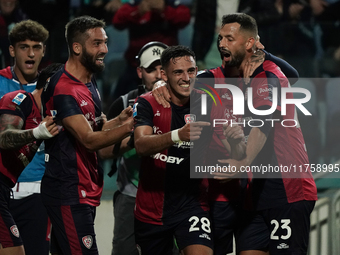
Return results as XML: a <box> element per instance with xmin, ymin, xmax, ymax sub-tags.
<box><xmin>221</xmin><ymin>13</ymin><xmax>258</xmax><ymax>38</ymax></box>
<box><xmin>36</xmin><ymin>63</ymin><xmax>64</xmax><ymax>90</ymax></box>
<box><xmin>160</xmin><ymin>45</ymin><xmax>196</xmax><ymax>69</ymax></box>
<box><xmin>65</xmin><ymin>15</ymin><xmax>105</xmax><ymax>52</ymax></box>
<box><xmin>9</xmin><ymin>20</ymin><xmax>49</xmax><ymax>46</ymax></box>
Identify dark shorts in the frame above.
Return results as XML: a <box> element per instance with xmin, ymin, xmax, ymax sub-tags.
<box><xmin>210</xmin><ymin>201</ymin><xmax>238</xmax><ymax>255</ymax></box>
<box><xmin>236</xmin><ymin>200</ymin><xmax>316</xmax><ymax>255</ymax></box>
<box><xmin>112</xmin><ymin>191</ymin><xmax>138</xmax><ymax>255</ymax></box>
<box><xmin>0</xmin><ymin>182</ymin><xmax>23</xmax><ymax>248</ymax></box>
<box><xmin>135</xmin><ymin>210</ymin><xmax>213</xmax><ymax>255</ymax></box>
<box><xmin>9</xmin><ymin>193</ymin><xmax>50</xmax><ymax>255</ymax></box>
<box><xmin>45</xmin><ymin>204</ymin><xmax>98</xmax><ymax>255</ymax></box>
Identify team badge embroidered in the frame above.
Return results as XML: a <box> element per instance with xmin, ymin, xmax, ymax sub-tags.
<box><xmin>184</xmin><ymin>114</ymin><xmax>196</xmax><ymax>123</ymax></box>
<box><xmin>82</xmin><ymin>235</ymin><xmax>93</xmax><ymax>249</ymax></box>
<box><xmin>10</xmin><ymin>225</ymin><xmax>20</xmax><ymax>238</ymax></box>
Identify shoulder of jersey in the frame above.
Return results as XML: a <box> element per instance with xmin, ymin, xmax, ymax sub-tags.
<box><xmin>262</xmin><ymin>60</ymin><xmax>286</xmax><ymax>78</ymax></box>
<box><xmin>139</xmin><ymin>91</ymin><xmax>154</xmax><ymax>101</ymax></box>
<box><xmin>11</xmin><ymin>91</ymin><xmax>29</xmax><ymax>106</ymax></box>
<box><xmin>0</xmin><ymin>67</ymin><xmax>13</xmax><ymax>79</ymax></box>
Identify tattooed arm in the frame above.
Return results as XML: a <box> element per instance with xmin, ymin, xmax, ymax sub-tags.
<box><xmin>0</xmin><ymin>114</ymin><xmax>35</xmax><ymax>150</ymax></box>
<box><xmin>0</xmin><ymin>114</ymin><xmax>58</xmax><ymax>150</ymax></box>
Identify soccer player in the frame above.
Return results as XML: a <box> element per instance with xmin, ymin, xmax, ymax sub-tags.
<box><xmin>0</xmin><ymin>64</ymin><xmax>59</xmax><ymax>255</ymax></box>
<box><xmin>41</xmin><ymin>15</ymin><xmax>133</xmax><ymax>254</ymax></box>
<box><xmin>99</xmin><ymin>41</ymin><xmax>168</xmax><ymax>255</ymax></box>
<box><xmin>133</xmin><ymin>45</ymin><xmax>245</xmax><ymax>255</ymax></box>
<box><xmin>211</xmin><ymin>13</ymin><xmax>317</xmax><ymax>255</ymax></box>
<box><xmin>0</xmin><ymin>19</ymin><xmax>52</xmax><ymax>255</ymax></box>
<box><xmin>151</xmin><ymin>21</ymin><xmax>301</xmax><ymax>255</ymax></box>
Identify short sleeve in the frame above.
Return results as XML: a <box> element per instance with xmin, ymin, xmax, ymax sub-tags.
<box><xmin>54</xmin><ymin>94</ymin><xmax>82</xmax><ymax>120</ymax></box>
<box><xmin>0</xmin><ymin>92</ymin><xmax>32</xmax><ymax>121</ymax></box>
<box><xmin>133</xmin><ymin>97</ymin><xmax>154</xmax><ymax>128</ymax></box>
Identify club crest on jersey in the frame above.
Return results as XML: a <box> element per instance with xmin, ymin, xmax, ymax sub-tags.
<box><xmin>10</xmin><ymin>225</ymin><xmax>20</xmax><ymax>238</ymax></box>
<box><xmin>12</xmin><ymin>93</ymin><xmax>26</xmax><ymax>105</ymax></box>
<box><xmin>184</xmin><ymin>114</ymin><xmax>196</xmax><ymax>123</ymax></box>
<box><xmin>133</xmin><ymin>103</ymin><xmax>138</xmax><ymax>117</ymax></box>
<box><xmin>82</xmin><ymin>235</ymin><xmax>93</xmax><ymax>249</ymax></box>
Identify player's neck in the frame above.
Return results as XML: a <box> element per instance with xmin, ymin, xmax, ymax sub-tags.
<box><xmin>65</xmin><ymin>59</ymin><xmax>92</xmax><ymax>84</ymax></box>
<box><xmin>13</xmin><ymin>65</ymin><xmax>37</xmax><ymax>85</ymax></box>
<box><xmin>169</xmin><ymin>90</ymin><xmax>190</xmax><ymax>106</ymax></box>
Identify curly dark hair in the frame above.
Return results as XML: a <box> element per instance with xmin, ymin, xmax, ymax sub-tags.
<box><xmin>9</xmin><ymin>20</ymin><xmax>49</xmax><ymax>46</ymax></box>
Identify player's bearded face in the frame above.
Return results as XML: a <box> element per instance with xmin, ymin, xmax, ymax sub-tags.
<box><xmin>81</xmin><ymin>47</ymin><xmax>105</xmax><ymax>73</ymax></box>
<box><xmin>224</xmin><ymin>47</ymin><xmax>246</xmax><ymax>67</ymax></box>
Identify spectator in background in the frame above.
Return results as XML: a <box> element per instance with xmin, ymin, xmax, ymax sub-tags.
<box><xmin>310</xmin><ymin>0</ymin><xmax>340</xmax><ymax>77</ymax></box>
<box><xmin>79</xmin><ymin>0</ymin><xmax>124</xmax><ymax>23</ymax></box>
<box><xmin>239</xmin><ymin>0</ymin><xmax>317</xmax><ymax>78</ymax></box>
<box><xmin>0</xmin><ymin>0</ymin><xmax>27</xmax><ymax>68</ymax></box>
<box><xmin>191</xmin><ymin>0</ymin><xmax>216</xmax><ymax>71</ymax></box>
<box><xmin>111</xmin><ymin>0</ymin><xmax>190</xmax><ymax>101</ymax></box>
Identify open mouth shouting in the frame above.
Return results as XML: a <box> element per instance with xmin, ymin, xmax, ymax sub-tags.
<box><xmin>25</xmin><ymin>60</ymin><xmax>35</xmax><ymax>69</ymax></box>
<box><xmin>220</xmin><ymin>49</ymin><xmax>231</xmax><ymax>63</ymax></box>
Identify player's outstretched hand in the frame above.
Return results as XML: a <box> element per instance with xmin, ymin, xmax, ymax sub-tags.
<box><xmin>125</xmin><ymin>116</ymin><xmax>134</xmax><ymax>131</ymax></box>
<box><xmin>178</xmin><ymin>121</ymin><xmax>211</xmax><ymax>142</ymax></box>
<box><xmin>119</xmin><ymin>106</ymin><xmax>133</xmax><ymax>124</ymax></box>
<box><xmin>152</xmin><ymin>80</ymin><xmax>171</xmax><ymax>108</ymax></box>
<box><xmin>223</xmin><ymin>123</ymin><xmax>244</xmax><ymax>146</ymax></box>
<box><xmin>33</xmin><ymin>116</ymin><xmax>59</xmax><ymax>140</ymax></box>
<box><xmin>119</xmin><ymin>106</ymin><xmax>134</xmax><ymax>131</ymax></box>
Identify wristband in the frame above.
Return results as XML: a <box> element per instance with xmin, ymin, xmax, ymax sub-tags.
<box><xmin>33</xmin><ymin>122</ymin><xmax>54</xmax><ymax>140</ymax></box>
<box><xmin>171</xmin><ymin>129</ymin><xmax>182</xmax><ymax>143</ymax></box>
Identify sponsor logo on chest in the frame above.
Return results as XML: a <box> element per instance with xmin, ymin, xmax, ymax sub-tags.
<box><xmin>151</xmin><ymin>153</ymin><xmax>184</xmax><ymax>164</ymax></box>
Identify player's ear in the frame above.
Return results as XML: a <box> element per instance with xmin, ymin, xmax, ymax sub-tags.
<box><xmin>161</xmin><ymin>69</ymin><xmax>167</xmax><ymax>82</ymax></box>
<box><xmin>9</xmin><ymin>45</ymin><xmax>15</xmax><ymax>57</ymax></box>
<box><xmin>73</xmin><ymin>42</ymin><xmax>81</xmax><ymax>55</ymax></box>
<box><xmin>137</xmin><ymin>67</ymin><xmax>143</xmax><ymax>79</ymax></box>
<box><xmin>246</xmin><ymin>37</ymin><xmax>255</xmax><ymax>51</ymax></box>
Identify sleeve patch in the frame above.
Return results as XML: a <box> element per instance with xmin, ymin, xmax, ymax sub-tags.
<box><xmin>133</xmin><ymin>102</ymin><xmax>138</xmax><ymax>117</ymax></box>
<box><xmin>12</xmin><ymin>93</ymin><xmax>27</xmax><ymax>105</ymax></box>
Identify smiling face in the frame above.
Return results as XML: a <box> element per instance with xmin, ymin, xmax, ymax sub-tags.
<box><xmin>218</xmin><ymin>22</ymin><xmax>247</xmax><ymax>68</ymax></box>
<box><xmin>80</xmin><ymin>27</ymin><xmax>108</xmax><ymax>73</ymax></box>
<box><xmin>10</xmin><ymin>39</ymin><xmax>45</xmax><ymax>83</ymax></box>
<box><xmin>162</xmin><ymin>55</ymin><xmax>197</xmax><ymax>105</ymax></box>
